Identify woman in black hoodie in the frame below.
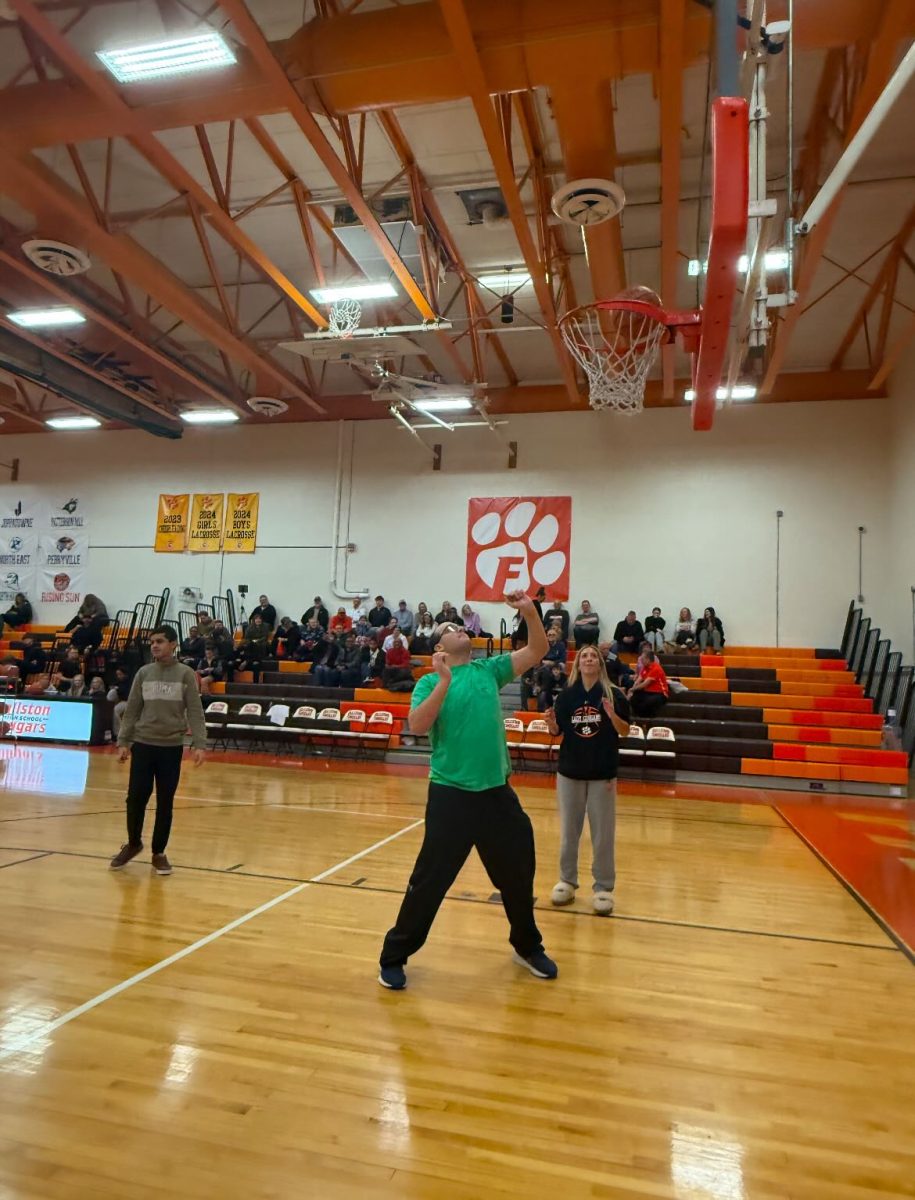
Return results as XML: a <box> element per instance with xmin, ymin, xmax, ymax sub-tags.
<box><xmin>696</xmin><ymin>606</ymin><xmax>725</xmax><ymax>652</ymax></box>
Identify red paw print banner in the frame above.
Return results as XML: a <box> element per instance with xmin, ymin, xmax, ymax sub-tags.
<box><xmin>465</xmin><ymin>497</ymin><xmax>571</xmax><ymax>601</ymax></box>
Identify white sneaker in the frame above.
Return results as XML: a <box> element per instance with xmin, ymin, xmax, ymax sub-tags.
<box><xmin>550</xmin><ymin>881</ymin><xmax>576</xmax><ymax>906</ymax></box>
<box><xmin>592</xmin><ymin>891</ymin><xmax>615</xmax><ymax>916</ymax></box>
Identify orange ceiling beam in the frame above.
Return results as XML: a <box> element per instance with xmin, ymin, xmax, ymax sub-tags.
<box><xmin>0</xmin><ymin>153</ymin><xmax>322</xmax><ymax>414</ymax></box>
<box><xmin>8</xmin><ymin>0</ymin><xmax>328</xmax><ymax>333</ymax></box>
<box><xmin>216</xmin><ymin>0</ymin><xmax>438</xmax><ymax>324</ymax></box>
<box><xmin>437</xmin><ymin>0</ymin><xmax>579</xmax><ymax>405</ymax></box>
<box><xmin>659</xmin><ymin>0</ymin><xmax>687</xmax><ymax>400</ymax></box>
<box><xmin>2</xmin><ymin>1</ymin><xmax>904</xmax><ymax>148</ymax></box>
<box><xmin>761</xmin><ymin>0</ymin><xmax>913</xmax><ymax>394</ymax></box>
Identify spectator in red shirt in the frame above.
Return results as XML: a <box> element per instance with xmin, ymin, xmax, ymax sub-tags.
<box><xmin>628</xmin><ymin>650</ymin><xmax>669</xmax><ymax>718</ymax></box>
<box><xmin>383</xmin><ymin>631</ymin><xmax>414</xmax><ymax>691</ymax></box>
<box><xmin>329</xmin><ymin>607</ymin><xmax>353</xmax><ymax>635</ymax></box>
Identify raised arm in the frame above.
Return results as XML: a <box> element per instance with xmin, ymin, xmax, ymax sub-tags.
<box><xmin>509</xmin><ymin>591</ymin><xmax>549</xmax><ymax>677</ymax></box>
<box><xmin>408</xmin><ymin>653</ymin><xmax>452</xmax><ymax>735</ymax></box>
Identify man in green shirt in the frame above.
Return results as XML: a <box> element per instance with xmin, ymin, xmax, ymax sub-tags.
<box><xmin>379</xmin><ymin>590</ymin><xmax>556</xmax><ymax>989</ymax></box>
<box><xmin>109</xmin><ymin>624</ymin><xmax>207</xmax><ymax>876</ymax></box>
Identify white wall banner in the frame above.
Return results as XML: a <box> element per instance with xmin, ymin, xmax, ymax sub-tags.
<box><xmin>46</xmin><ymin>494</ymin><xmax>88</xmax><ymax>531</ymax></box>
<box><xmin>38</xmin><ymin>566</ymin><xmax>86</xmax><ymax>609</ymax></box>
<box><xmin>0</xmin><ymin>569</ymin><xmax>37</xmax><ymax>609</ymax></box>
<box><xmin>0</xmin><ymin>532</ymin><xmax>39</xmax><ymax>572</ymax></box>
<box><xmin>39</xmin><ymin>533</ymin><xmax>89</xmax><ymax>572</ymax></box>
<box><xmin>0</xmin><ymin>495</ymin><xmax>48</xmax><ymax>535</ymax></box>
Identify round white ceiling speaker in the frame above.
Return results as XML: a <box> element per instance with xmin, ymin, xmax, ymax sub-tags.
<box><xmin>21</xmin><ymin>239</ymin><xmax>91</xmax><ymax>276</ymax></box>
<box><xmin>247</xmin><ymin>396</ymin><xmax>289</xmax><ymax>418</ymax></box>
<box><xmin>550</xmin><ymin>179</ymin><xmax>626</xmax><ymax>227</ymax></box>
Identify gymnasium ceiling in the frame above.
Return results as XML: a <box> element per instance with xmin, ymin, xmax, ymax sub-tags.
<box><xmin>0</xmin><ymin>0</ymin><xmax>913</xmax><ymax>436</ymax></box>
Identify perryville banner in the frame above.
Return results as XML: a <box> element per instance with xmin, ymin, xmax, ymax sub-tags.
<box><xmin>188</xmin><ymin>493</ymin><xmax>225</xmax><ymax>553</ymax></box>
<box><xmin>465</xmin><ymin>496</ymin><xmax>572</xmax><ymax>602</ymax></box>
<box><xmin>154</xmin><ymin>493</ymin><xmax>190</xmax><ymax>552</ymax></box>
<box><xmin>223</xmin><ymin>492</ymin><xmax>259</xmax><ymax>553</ymax></box>
<box><xmin>38</xmin><ymin>533</ymin><xmax>89</xmax><ymax>611</ymax></box>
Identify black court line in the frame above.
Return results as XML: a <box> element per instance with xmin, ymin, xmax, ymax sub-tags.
<box><xmin>0</xmin><ymin>851</ymin><xmax>52</xmax><ymax>870</ymax></box>
<box><xmin>225</xmin><ymin>863</ymin><xmax>244</xmax><ymax>872</ymax></box>
<box><xmin>0</xmin><ymin>843</ymin><xmax>898</xmax><ymax>955</ymax></box>
<box><xmin>773</xmin><ymin>806</ymin><xmax>915</xmax><ymax>968</ymax></box>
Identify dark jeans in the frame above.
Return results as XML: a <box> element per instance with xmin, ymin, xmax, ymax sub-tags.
<box><xmin>573</xmin><ymin>627</ymin><xmax>599</xmax><ymax>648</ymax></box>
<box><xmin>125</xmin><ymin>742</ymin><xmax>184</xmax><ymax>854</ymax></box>
<box><xmin>380</xmin><ymin>782</ymin><xmax>543</xmax><ymax>967</ymax></box>
<box><xmin>630</xmin><ymin>691</ymin><xmax>667</xmax><ymax>718</ymax></box>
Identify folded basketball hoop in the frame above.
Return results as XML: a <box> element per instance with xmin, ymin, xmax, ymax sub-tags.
<box><xmin>559</xmin><ymin>297</ymin><xmax>701</xmax><ymax>414</ymax></box>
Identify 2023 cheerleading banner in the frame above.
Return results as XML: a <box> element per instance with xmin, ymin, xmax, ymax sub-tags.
<box><xmin>153</xmin><ymin>492</ymin><xmax>259</xmax><ymax>553</ymax></box>
<box><xmin>154</xmin><ymin>494</ymin><xmax>190</xmax><ymax>552</ymax></box>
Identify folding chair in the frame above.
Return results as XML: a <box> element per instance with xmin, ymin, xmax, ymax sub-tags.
<box><xmin>645</xmin><ymin>726</ymin><xmax>677</xmax><ymax>760</ymax></box>
<box><xmin>366</xmin><ymin>709</ymin><xmax>394</xmax><ymax>758</ymax></box>
<box><xmin>205</xmin><ymin>700</ymin><xmax>229</xmax><ymax>750</ymax></box>
<box><xmin>504</xmin><ymin>717</ymin><xmax>526</xmax><ymax>769</ymax></box>
<box><xmin>620</xmin><ymin>723</ymin><xmax>646</xmax><ymax>765</ymax></box>
<box><xmin>522</xmin><ymin>718</ymin><xmax>556</xmax><ymax>771</ymax></box>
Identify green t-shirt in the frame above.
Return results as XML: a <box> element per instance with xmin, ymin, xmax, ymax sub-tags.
<box><xmin>411</xmin><ymin>653</ymin><xmax>515</xmax><ymax>791</ymax></box>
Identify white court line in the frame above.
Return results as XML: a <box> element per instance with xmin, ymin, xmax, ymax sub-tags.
<box><xmin>0</xmin><ymin>818</ymin><xmax>424</xmax><ymax>1061</ymax></box>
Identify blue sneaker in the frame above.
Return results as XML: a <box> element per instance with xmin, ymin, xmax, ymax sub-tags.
<box><xmin>512</xmin><ymin>949</ymin><xmax>558</xmax><ymax>980</ymax></box>
<box><xmin>378</xmin><ymin>964</ymin><xmax>407</xmax><ymax>990</ymax></box>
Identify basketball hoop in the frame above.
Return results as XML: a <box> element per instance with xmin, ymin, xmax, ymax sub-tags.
<box><xmin>328</xmin><ymin>298</ymin><xmax>362</xmax><ymax>338</ymax></box>
<box><xmin>559</xmin><ymin>295</ymin><xmax>702</xmax><ymax>414</ymax></box>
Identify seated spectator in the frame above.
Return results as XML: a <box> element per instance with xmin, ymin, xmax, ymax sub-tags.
<box><xmin>195</xmin><ymin>643</ymin><xmax>225</xmax><ymax>695</ymax></box>
<box><xmin>612</xmin><ymin>611</ymin><xmax>644</xmax><ymax>655</ymax></box>
<box><xmin>329</xmin><ymin>607</ymin><xmax>353</xmax><ymax>636</ymax></box>
<box><xmin>538</xmin><ymin>660</ymin><xmax>568</xmax><ymax>712</ymax></box>
<box><xmin>249</xmin><ymin>594</ymin><xmax>277</xmax><ymax>631</ymax></box>
<box><xmin>87</xmin><ymin>675</ymin><xmax>106</xmax><ymax>697</ymax></box>
<box><xmin>460</xmin><ymin>604</ymin><xmax>487</xmax><ymax>637</ymax></box>
<box><xmin>64</xmin><ymin>593</ymin><xmax>108</xmax><ymax>639</ymax></box>
<box><xmin>180</xmin><ymin>626</ymin><xmax>204</xmax><ymax>666</ymax></box>
<box><xmin>368</xmin><ymin>595</ymin><xmax>392</xmax><ymax>629</ymax></box>
<box><xmin>0</xmin><ymin>592</ymin><xmax>32</xmax><ymax>636</ymax></box>
<box><xmin>696</xmin><ymin>606</ymin><xmax>725</xmax><ymax>652</ymax></box>
<box><xmin>628</xmin><ymin>650</ymin><xmax>669</xmax><ymax>718</ymax></box>
<box><xmin>58</xmin><ymin>646</ymin><xmax>83</xmax><ymax>680</ymax></box>
<box><xmin>271</xmin><ymin>616</ymin><xmax>301</xmax><ymax>658</ymax></box>
<box><xmin>382</xmin><ymin>631</ymin><xmax>414</xmax><ymax>691</ymax></box>
<box><xmin>535</xmin><ymin>626</ymin><xmax>568</xmax><ymax>700</ymax></box>
<box><xmin>210</xmin><ymin>619</ymin><xmax>234</xmax><ymax>658</ymax></box>
<box><xmin>349</xmin><ymin>596</ymin><xmax>368</xmax><ymax>624</ymax></box>
<box><xmin>511</xmin><ymin>586</ymin><xmax>545</xmax><ymax>650</ymax></box>
<box><xmin>337</xmin><ymin>633</ymin><xmax>366</xmax><ymax>688</ymax></box>
<box><xmin>106</xmin><ymin>665</ymin><xmax>132</xmax><ymax>736</ymax></box>
<box><xmin>644</xmin><ymin>607</ymin><xmax>666</xmax><ymax>652</ymax></box>
<box><xmin>395</xmin><ymin>600</ymin><xmax>414</xmax><ymax>637</ymax></box>
<box><xmin>415</xmin><ymin>602</ymin><xmax>430</xmax><ymax>626</ymax></box>
<box><xmin>382</xmin><ymin>619</ymin><xmax>402</xmax><ymax>651</ymax></box>
<box><xmin>435</xmin><ymin>601</ymin><xmax>464</xmax><ymax>625</ymax></box>
<box><xmin>572</xmin><ymin>600</ymin><xmax>600</xmax><ymax>647</ymax></box>
<box><xmin>352</xmin><ymin>614</ymin><xmax>372</xmax><ymax>639</ymax></box>
<box><xmin>600</xmin><ymin>644</ymin><xmax>635</xmax><ymax>691</ymax></box>
<box><xmin>17</xmin><ymin>635</ymin><xmax>46</xmax><ymax>680</ymax></box>
<box><xmin>362</xmin><ymin>635</ymin><xmax>386</xmax><ymax>685</ymax></box>
<box><xmin>196</xmin><ymin>611</ymin><xmax>215</xmax><ymax>638</ymax></box>
<box><xmin>410</xmin><ymin>612</ymin><xmax>436</xmax><ymax>653</ymax></box>
<box><xmin>234</xmin><ymin>615</ymin><xmax>269</xmax><ymax>681</ymax></box>
<box><xmin>294</xmin><ymin>617</ymin><xmax>325</xmax><ymax>662</ymax></box>
<box><xmin>542</xmin><ymin>598</ymin><xmax>570</xmax><ymax>641</ymax></box>
<box><xmin>302</xmin><ymin>596</ymin><xmax>329</xmax><ymax>628</ymax></box>
<box><xmin>68</xmin><ymin>674</ymin><xmax>86</xmax><ymax>698</ymax></box>
<box><xmin>311</xmin><ymin>631</ymin><xmax>341</xmax><ymax>687</ymax></box>
<box><xmin>71</xmin><ymin>612</ymin><xmax>107</xmax><ymax>653</ymax></box>
<box><xmin>674</xmin><ymin>607</ymin><xmax>697</xmax><ymax>650</ymax></box>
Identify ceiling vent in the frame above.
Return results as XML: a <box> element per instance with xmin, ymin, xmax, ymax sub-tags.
<box><xmin>550</xmin><ymin>179</ymin><xmax>626</xmax><ymax>226</ymax></box>
<box><xmin>21</xmin><ymin>239</ymin><xmax>91</xmax><ymax>277</ymax></box>
<box><xmin>247</xmin><ymin>396</ymin><xmax>289</xmax><ymax>417</ymax></box>
<box><xmin>334</xmin><ymin>195</ymin><xmax>413</xmax><ymax>227</ymax></box>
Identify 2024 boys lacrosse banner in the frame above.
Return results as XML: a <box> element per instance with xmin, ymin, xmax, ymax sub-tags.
<box><xmin>465</xmin><ymin>496</ymin><xmax>571</xmax><ymax>602</ymax></box>
<box><xmin>0</xmin><ymin>493</ymin><xmax>90</xmax><ymax>610</ymax></box>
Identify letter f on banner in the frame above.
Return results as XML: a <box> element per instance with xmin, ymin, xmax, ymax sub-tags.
<box><xmin>494</xmin><ymin>555</ymin><xmax>526</xmax><ymax>594</ymax></box>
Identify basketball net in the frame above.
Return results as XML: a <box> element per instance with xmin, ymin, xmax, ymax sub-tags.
<box><xmin>560</xmin><ymin>302</ymin><xmax>668</xmax><ymax>414</ymax></box>
<box><xmin>328</xmin><ymin>298</ymin><xmax>362</xmax><ymax>339</ymax></box>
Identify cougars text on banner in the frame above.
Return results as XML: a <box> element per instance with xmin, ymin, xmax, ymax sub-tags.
<box><xmin>223</xmin><ymin>492</ymin><xmax>259</xmax><ymax>553</ymax></box>
<box><xmin>154</xmin><ymin>494</ymin><xmax>190</xmax><ymax>552</ymax></box>
<box><xmin>465</xmin><ymin>497</ymin><xmax>572</xmax><ymax>601</ymax></box>
<box><xmin>188</xmin><ymin>493</ymin><xmax>224</xmax><ymax>552</ymax></box>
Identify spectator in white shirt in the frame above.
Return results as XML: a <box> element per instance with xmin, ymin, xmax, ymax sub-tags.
<box><xmin>349</xmin><ymin>597</ymin><xmax>367</xmax><ymax>623</ymax></box>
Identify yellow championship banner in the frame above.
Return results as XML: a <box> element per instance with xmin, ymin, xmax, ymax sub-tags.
<box><xmin>153</xmin><ymin>493</ymin><xmax>189</xmax><ymax>552</ymax></box>
<box><xmin>223</xmin><ymin>492</ymin><xmax>259</xmax><ymax>553</ymax></box>
<box><xmin>187</xmin><ymin>492</ymin><xmax>224</xmax><ymax>552</ymax></box>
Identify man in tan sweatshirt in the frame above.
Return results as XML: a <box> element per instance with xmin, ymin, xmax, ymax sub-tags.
<box><xmin>110</xmin><ymin>624</ymin><xmax>207</xmax><ymax>876</ymax></box>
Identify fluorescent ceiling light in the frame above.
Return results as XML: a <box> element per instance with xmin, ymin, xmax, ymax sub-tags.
<box><xmin>46</xmin><ymin>415</ymin><xmax>101</xmax><ymax>430</ymax></box>
<box><xmin>414</xmin><ymin>398</ymin><xmax>474</xmax><ymax>412</ymax></box>
<box><xmin>311</xmin><ymin>283</ymin><xmax>397</xmax><ymax>303</ymax></box>
<box><xmin>477</xmin><ymin>272</ymin><xmax>533</xmax><ymax>290</ymax></box>
<box><xmin>688</xmin><ymin>251</ymin><xmax>790</xmax><ymax>277</ymax></box>
<box><xmin>180</xmin><ymin>409</ymin><xmax>240</xmax><ymax>425</ymax></box>
<box><xmin>684</xmin><ymin>385</ymin><xmax>758</xmax><ymax>402</ymax></box>
<box><xmin>96</xmin><ymin>32</ymin><xmax>236</xmax><ymax>83</ymax></box>
<box><xmin>8</xmin><ymin>307</ymin><xmax>85</xmax><ymax>328</ymax></box>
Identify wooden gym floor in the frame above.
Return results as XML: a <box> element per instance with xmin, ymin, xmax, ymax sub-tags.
<box><xmin>1</xmin><ymin>747</ymin><xmax>914</xmax><ymax>1199</ymax></box>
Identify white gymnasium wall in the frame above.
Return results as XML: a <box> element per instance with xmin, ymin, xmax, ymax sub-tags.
<box><xmin>885</xmin><ymin>343</ymin><xmax>915</xmax><ymax>657</ymax></box>
<box><xmin>0</xmin><ymin>397</ymin><xmax>891</xmax><ymax>648</ymax></box>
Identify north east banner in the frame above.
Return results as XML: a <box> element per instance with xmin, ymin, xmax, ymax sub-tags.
<box><xmin>188</xmin><ymin>493</ymin><xmax>225</xmax><ymax>553</ymax></box>
<box><xmin>154</xmin><ymin>494</ymin><xmax>189</xmax><ymax>552</ymax></box>
<box><xmin>223</xmin><ymin>493</ymin><xmax>259</xmax><ymax>553</ymax></box>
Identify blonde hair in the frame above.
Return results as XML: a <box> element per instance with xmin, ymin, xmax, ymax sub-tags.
<box><xmin>568</xmin><ymin>644</ymin><xmax>615</xmax><ymax>699</ymax></box>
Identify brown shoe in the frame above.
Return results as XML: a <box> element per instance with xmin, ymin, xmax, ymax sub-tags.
<box><xmin>151</xmin><ymin>853</ymin><xmax>172</xmax><ymax>876</ymax></box>
<box><xmin>109</xmin><ymin>843</ymin><xmax>142</xmax><ymax>870</ymax></box>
